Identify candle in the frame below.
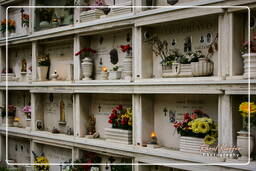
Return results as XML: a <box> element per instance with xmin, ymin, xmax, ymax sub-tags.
<box><xmin>102</xmin><ymin>66</ymin><xmax>108</xmax><ymax>72</ymax></box>
<box><xmin>150</xmin><ymin>131</ymin><xmax>157</xmax><ymax>144</ymax></box>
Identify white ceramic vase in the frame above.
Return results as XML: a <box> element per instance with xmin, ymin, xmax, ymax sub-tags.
<box><xmin>242</xmin><ymin>53</ymin><xmax>256</xmax><ymax>79</ymax></box>
<box><xmin>163</xmin><ymin>63</ymin><xmax>192</xmax><ymax>77</ymax></box>
<box><xmin>37</xmin><ymin>66</ymin><xmax>48</xmax><ymax>81</ymax></box>
<box><xmin>81</xmin><ymin>57</ymin><xmax>93</xmax><ymax>80</ymax></box>
<box><xmin>109</xmin><ymin>71</ymin><xmax>121</xmax><ymax>80</ymax></box>
<box><xmin>237</xmin><ymin>131</ymin><xmax>254</xmax><ymax>161</ymax></box>
<box><xmin>105</xmin><ymin>128</ymin><xmax>132</xmax><ymax>144</ymax></box>
<box><xmin>123</xmin><ymin>52</ymin><xmax>132</xmax><ymax>80</ymax></box>
<box><xmin>191</xmin><ymin>58</ymin><xmax>214</xmax><ymax>76</ymax></box>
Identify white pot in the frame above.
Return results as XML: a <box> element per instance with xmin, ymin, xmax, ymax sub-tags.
<box><xmin>242</xmin><ymin>53</ymin><xmax>256</xmax><ymax>79</ymax></box>
<box><xmin>123</xmin><ymin>53</ymin><xmax>132</xmax><ymax>80</ymax></box>
<box><xmin>191</xmin><ymin>58</ymin><xmax>213</xmax><ymax>76</ymax></box>
<box><xmin>81</xmin><ymin>57</ymin><xmax>93</xmax><ymax>80</ymax></box>
<box><xmin>37</xmin><ymin>66</ymin><xmax>48</xmax><ymax>81</ymax></box>
<box><xmin>180</xmin><ymin>136</ymin><xmax>212</xmax><ymax>154</ymax></box>
<box><xmin>2</xmin><ymin>117</ymin><xmax>14</xmax><ymax>127</ymax></box>
<box><xmin>109</xmin><ymin>71</ymin><xmax>122</xmax><ymax>80</ymax></box>
<box><xmin>162</xmin><ymin>63</ymin><xmax>192</xmax><ymax>78</ymax></box>
<box><xmin>105</xmin><ymin>128</ymin><xmax>132</xmax><ymax>144</ymax></box>
<box><xmin>237</xmin><ymin>131</ymin><xmax>254</xmax><ymax>161</ymax></box>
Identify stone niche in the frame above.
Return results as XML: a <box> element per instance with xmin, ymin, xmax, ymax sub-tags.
<box><xmin>79</xmin><ymin>29</ymin><xmax>132</xmax><ymax>81</ymax></box>
<box><xmin>78</xmin><ymin>149</ymin><xmax>132</xmax><ymax>171</ymax></box>
<box><xmin>34</xmin><ymin>93</ymin><xmax>74</xmax><ymax>134</ymax></box>
<box><xmin>0</xmin><ymin>0</ymin><xmax>30</xmax><ymax>38</ymax></box>
<box><xmin>142</xmin><ymin>15</ymin><xmax>218</xmax><ymax>79</ymax></box>
<box><xmin>2</xmin><ymin>44</ymin><xmax>32</xmax><ymax>82</ymax></box>
<box><xmin>140</xmin><ymin>94</ymin><xmax>218</xmax><ymax>149</ymax></box>
<box><xmin>79</xmin><ymin>94</ymin><xmax>132</xmax><ymax>138</ymax></box>
<box><xmin>3</xmin><ymin>90</ymin><xmax>31</xmax><ymax>128</ymax></box>
<box><xmin>34</xmin><ymin>143</ymin><xmax>72</xmax><ymax>171</ymax></box>
<box><xmin>38</xmin><ymin>38</ymin><xmax>74</xmax><ymax>81</ymax></box>
<box><xmin>1</xmin><ymin>136</ymin><xmax>30</xmax><ymax>164</ymax></box>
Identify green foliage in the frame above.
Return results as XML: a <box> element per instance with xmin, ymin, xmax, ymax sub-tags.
<box><xmin>0</xmin><ymin>166</ymin><xmax>9</xmax><ymax>171</ymax></box>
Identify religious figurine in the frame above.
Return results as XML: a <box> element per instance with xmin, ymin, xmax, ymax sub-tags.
<box><xmin>21</xmin><ymin>59</ymin><xmax>27</xmax><ymax>72</ymax></box>
<box><xmin>59</xmin><ymin>99</ymin><xmax>66</xmax><ymax>124</ymax></box>
<box><xmin>66</xmin><ymin>127</ymin><xmax>73</xmax><ymax>135</ymax></box>
<box><xmin>85</xmin><ymin>115</ymin><xmax>99</xmax><ymax>139</ymax></box>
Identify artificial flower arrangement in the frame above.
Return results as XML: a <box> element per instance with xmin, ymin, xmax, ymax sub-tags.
<box><xmin>173</xmin><ymin>110</ymin><xmax>218</xmax><ymax>145</ymax></box>
<box><xmin>108</xmin><ymin>105</ymin><xmax>132</xmax><ymax>130</ymax></box>
<box><xmin>22</xmin><ymin>13</ymin><xmax>29</xmax><ymax>27</ymax></box>
<box><xmin>38</xmin><ymin>55</ymin><xmax>50</xmax><ymax>66</ymax></box>
<box><xmin>33</xmin><ymin>151</ymin><xmax>49</xmax><ymax>171</ymax></box>
<box><xmin>75</xmin><ymin>47</ymin><xmax>97</xmax><ymax>56</ymax></box>
<box><xmin>239</xmin><ymin>101</ymin><xmax>256</xmax><ymax>130</ymax></box>
<box><xmin>120</xmin><ymin>44</ymin><xmax>132</xmax><ymax>54</ymax></box>
<box><xmin>69</xmin><ymin>152</ymin><xmax>101</xmax><ymax>171</ymax></box>
<box><xmin>23</xmin><ymin>105</ymin><xmax>31</xmax><ymax>119</ymax></box>
<box><xmin>1</xmin><ymin>68</ymin><xmax>13</xmax><ymax>74</ymax></box>
<box><xmin>0</xmin><ymin>19</ymin><xmax>16</xmax><ymax>33</ymax></box>
<box><xmin>0</xmin><ymin>105</ymin><xmax>16</xmax><ymax>118</ymax></box>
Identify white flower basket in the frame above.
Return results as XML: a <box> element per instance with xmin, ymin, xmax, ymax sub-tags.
<box><xmin>109</xmin><ymin>71</ymin><xmax>122</xmax><ymax>80</ymax></box>
<box><xmin>80</xmin><ymin>9</ymin><xmax>104</xmax><ymax>22</ymax></box>
<box><xmin>191</xmin><ymin>58</ymin><xmax>213</xmax><ymax>76</ymax></box>
<box><xmin>242</xmin><ymin>53</ymin><xmax>256</xmax><ymax>79</ymax></box>
<box><xmin>37</xmin><ymin>66</ymin><xmax>48</xmax><ymax>81</ymax></box>
<box><xmin>105</xmin><ymin>128</ymin><xmax>132</xmax><ymax>144</ymax></box>
<box><xmin>162</xmin><ymin>63</ymin><xmax>192</xmax><ymax>78</ymax></box>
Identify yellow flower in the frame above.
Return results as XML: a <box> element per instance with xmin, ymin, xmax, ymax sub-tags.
<box><xmin>191</xmin><ymin>121</ymin><xmax>200</xmax><ymax>133</ymax></box>
<box><xmin>204</xmin><ymin>135</ymin><xmax>217</xmax><ymax>145</ymax></box>
<box><xmin>239</xmin><ymin>102</ymin><xmax>256</xmax><ymax>116</ymax></box>
<box><xmin>198</xmin><ymin>122</ymin><xmax>210</xmax><ymax>134</ymax></box>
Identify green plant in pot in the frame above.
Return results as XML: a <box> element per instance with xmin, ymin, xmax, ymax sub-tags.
<box><xmin>1</xmin><ymin>105</ymin><xmax>16</xmax><ymax>126</ymax></box>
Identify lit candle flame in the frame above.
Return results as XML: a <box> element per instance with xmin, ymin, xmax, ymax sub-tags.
<box><xmin>150</xmin><ymin>131</ymin><xmax>157</xmax><ymax>138</ymax></box>
<box><xmin>102</xmin><ymin>66</ymin><xmax>108</xmax><ymax>72</ymax></box>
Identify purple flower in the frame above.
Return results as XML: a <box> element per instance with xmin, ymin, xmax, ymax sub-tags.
<box><xmin>23</xmin><ymin>106</ymin><xmax>31</xmax><ymax>113</ymax></box>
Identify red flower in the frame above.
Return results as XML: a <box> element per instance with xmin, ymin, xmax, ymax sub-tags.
<box><xmin>184</xmin><ymin>113</ymin><xmax>190</xmax><ymax>120</ymax></box>
<box><xmin>120</xmin><ymin>44</ymin><xmax>132</xmax><ymax>52</ymax></box>
<box><xmin>75</xmin><ymin>48</ymin><xmax>97</xmax><ymax>56</ymax></box>
<box><xmin>116</xmin><ymin>105</ymin><xmax>123</xmax><ymax>111</ymax></box>
<box><xmin>191</xmin><ymin>113</ymin><xmax>197</xmax><ymax>120</ymax></box>
<box><xmin>108</xmin><ymin>119</ymin><xmax>113</xmax><ymax>123</ymax></box>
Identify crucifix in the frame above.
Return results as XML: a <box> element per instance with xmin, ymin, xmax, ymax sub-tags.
<box><xmin>98</xmin><ymin>104</ymin><xmax>102</xmax><ymax>112</ymax></box>
<box><xmin>163</xmin><ymin>107</ymin><xmax>168</xmax><ymax>116</ymax></box>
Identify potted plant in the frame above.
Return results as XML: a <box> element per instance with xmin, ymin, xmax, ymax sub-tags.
<box><xmin>33</xmin><ymin>151</ymin><xmax>49</xmax><ymax>171</ymax></box>
<box><xmin>109</xmin><ymin>66</ymin><xmax>121</xmax><ymax>80</ymax></box>
<box><xmin>105</xmin><ymin>105</ymin><xmax>132</xmax><ymax>144</ymax></box>
<box><xmin>1</xmin><ymin>19</ymin><xmax>16</xmax><ymax>37</ymax></box>
<box><xmin>120</xmin><ymin>44</ymin><xmax>132</xmax><ymax>80</ymax></box>
<box><xmin>189</xmin><ymin>50</ymin><xmax>214</xmax><ymax>76</ymax></box>
<box><xmin>1</xmin><ymin>105</ymin><xmax>16</xmax><ymax>127</ymax></box>
<box><xmin>23</xmin><ymin>105</ymin><xmax>31</xmax><ymax>129</ymax></box>
<box><xmin>37</xmin><ymin>55</ymin><xmax>50</xmax><ymax>81</ymax></box>
<box><xmin>237</xmin><ymin>102</ymin><xmax>256</xmax><ymax>160</ymax></box>
<box><xmin>75</xmin><ymin>47</ymin><xmax>97</xmax><ymax>80</ymax></box>
<box><xmin>241</xmin><ymin>35</ymin><xmax>256</xmax><ymax>79</ymax></box>
<box><xmin>173</xmin><ymin>110</ymin><xmax>218</xmax><ymax>154</ymax></box>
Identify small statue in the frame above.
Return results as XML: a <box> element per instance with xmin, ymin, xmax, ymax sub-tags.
<box><xmin>87</xmin><ymin>115</ymin><xmax>96</xmax><ymax>135</ymax></box>
<box><xmin>60</xmin><ymin>99</ymin><xmax>65</xmax><ymax>122</ymax></box>
<box><xmin>21</xmin><ymin>59</ymin><xmax>27</xmax><ymax>72</ymax></box>
<box><xmin>66</xmin><ymin>127</ymin><xmax>73</xmax><ymax>135</ymax></box>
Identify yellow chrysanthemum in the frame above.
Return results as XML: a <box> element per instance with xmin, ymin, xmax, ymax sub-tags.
<box><xmin>239</xmin><ymin>102</ymin><xmax>256</xmax><ymax>116</ymax></box>
<box><xmin>198</xmin><ymin>122</ymin><xmax>210</xmax><ymax>134</ymax></box>
<box><xmin>191</xmin><ymin>121</ymin><xmax>200</xmax><ymax>133</ymax></box>
<box><xmin>204</xmin><ymin>135</ymin><xmax>217</xmax><ymax>145</ymax></box>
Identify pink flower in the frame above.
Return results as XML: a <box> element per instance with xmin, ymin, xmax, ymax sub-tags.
<box><xmin>23</xmin><ymin>106</ymin><xmax>31</xmax><ymax>113</ymax></box>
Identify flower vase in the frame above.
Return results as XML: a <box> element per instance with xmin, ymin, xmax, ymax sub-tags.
<box><xmin>26</xmin><ymin>119</ymin><xmax>31</xmax><ymax>130</ymax></box>
<box><xmin>37</xmin><ymin>66</ymin><xmax>49</xmax><ymax>81</ymax></box>
<box><xmin>81</xmin><ymin>57</ymin><xmax>93</xmax><ymax>80</ymax></box>
<box><xmin>180</xmin><ymin>136</ymin><xmax>205</xmax><ymax>154</ymax></box>
<box><xmin>191</xmin><ymin>58</ymin><xmax>214</xmax><ymax>76</ymax></box>
<box><xmin>104</xmin><ymin>127</ymin><xmax>132</xmax><ymax>144</ymax></box>
<box><xmin>123</xmin><ymin>51</ymin><xmax>132</xmax><ymax>80</ymax></box>
<box><xmin>162</xmin><ymin>65</ymin><xmax>172</xmax><ymax>78</ymax></box>
<box><xmin>242</xmin><ymin>53</ymin><xmax>256</xmax><ymax>79</ymax></box>
<box><xmin>237</xmin><ymin>131</ymin><xmax>254</xmax><ymax>161</ymax></box>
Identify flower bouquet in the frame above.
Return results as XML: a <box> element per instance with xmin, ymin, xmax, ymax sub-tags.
<box><xmin>22</xmin><ymin>14</ymin><xmax>29</xmax><ymax>27</ymax></box>
<box><xmin>33</xmin><ymin>152</ymin><xmax>49</xmax><ymax>171</ymax></box>
<box><xmin>1</xmin><ymin>19</ymin><xmax>16</xmax><ymax>34</ymax></box>
<box><xmin>173</xmin><ymin>110</ymin><xmax>218</xmax><ymax>154</ymax></box>
<box><xmin>23</xmin><ymin>105</ymin><xmax>31</xmax><ymax>119</ymax></box>
<box><xmin>0</xmin><ymin>105</ymin><xmax>16</xmax><ymax>126</ymax></box>
<box><xmin>120</xmin><ymin>44</ymin><xmax>132</xmax><ymax>80</ymax></box>
<box><xmin>37</xmin><ymin>55</ymin><xmax>50</xmax><ymax>81</ymax></box>
<box><xmin>105</xmin><ymin>105</ymin><xmax>132</xmax><ymax>144</ymax></box>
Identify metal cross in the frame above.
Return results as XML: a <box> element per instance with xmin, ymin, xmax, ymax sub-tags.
<box><xmin>163</xmin><ymin>107</ymin><xmax>168</xmax><ymax>116</ymax></box>
<box><xmin>98</xmin><ymin>105</ymin><xmax>102</xmax><ymax>112</ymax></box>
